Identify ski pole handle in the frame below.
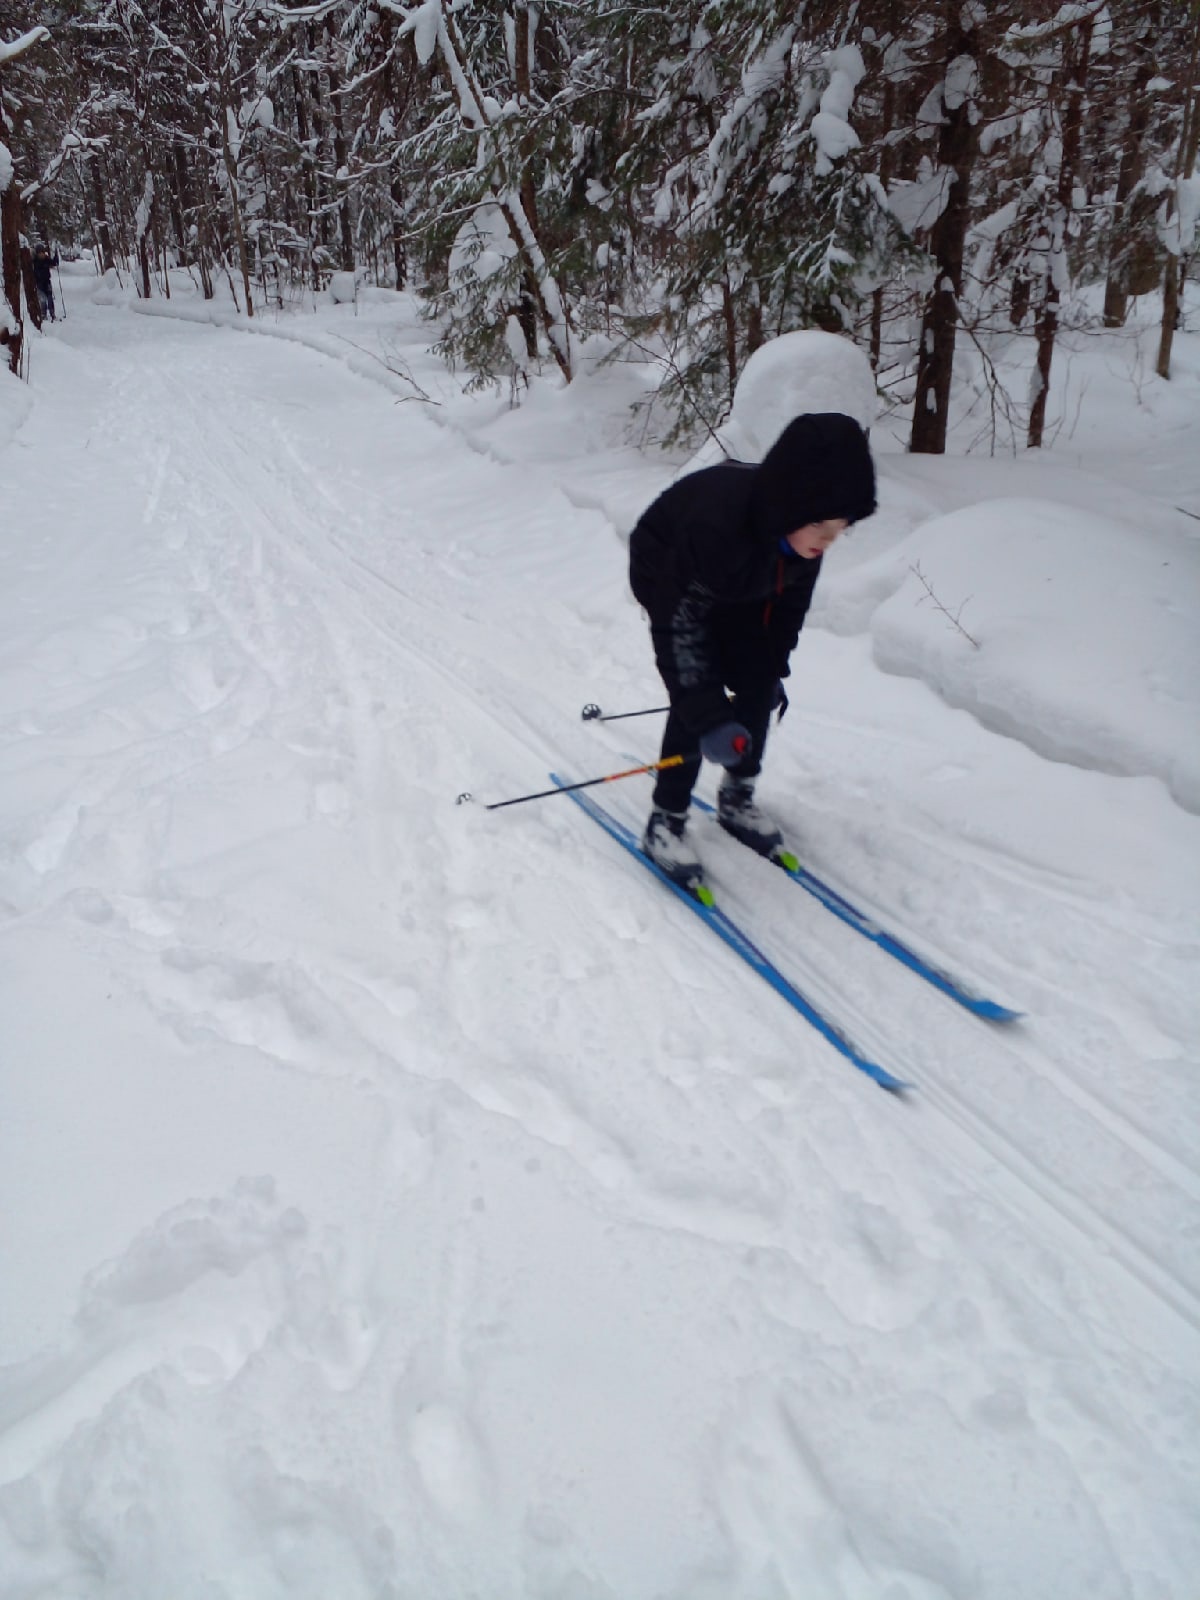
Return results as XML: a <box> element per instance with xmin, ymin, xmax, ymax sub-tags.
<box><xmin>458</xmin><ymin>754</ymin><xmax>684</xmax><ymax>811</ymax></box>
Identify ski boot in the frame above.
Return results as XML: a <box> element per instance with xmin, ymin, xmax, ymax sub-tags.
<box><xmin>642</xmin><ymin>808</ymin><xmax>712</xmax><ymax>903</ymax></box>
<box><xmin>716</xmin><ymin>777</ymin><xmax>797</xmax><ymax>870</ymax></box>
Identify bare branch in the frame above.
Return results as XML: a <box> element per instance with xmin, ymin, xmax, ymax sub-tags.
<box><xmin>910</xmin><ymin>561</ymin><xmax>981</xmax><ymax>649</ymax></box>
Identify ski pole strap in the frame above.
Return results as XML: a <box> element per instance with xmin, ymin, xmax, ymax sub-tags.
<box><xmin>482</xmin><ymin>754</ymin><xmax>684</xmax><ymax>811</ymax></box>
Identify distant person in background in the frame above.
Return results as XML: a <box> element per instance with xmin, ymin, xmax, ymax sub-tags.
<box><xmin>628</xmin><ymin>412</ymin><xmax>877</xmax><ymax>894</ymax></box>
<box><xmin>33</xmin><ymin>244</ymin><xmax>59</xmax><ymax>322</ymax></box>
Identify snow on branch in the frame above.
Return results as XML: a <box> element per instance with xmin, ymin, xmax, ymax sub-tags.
<box><xmin>1162</xmin><ymin>175</ymin><xmax>1200</xmax><ymax>258</ymax></box>
<box><xmin>706</xmin><ymin>25</ymin><xmax>797</xmax><ymax>204</ymax></box>
<box><xmin>20</xmin><ymin>98</ymin><xmax>108</xmax><ymax>202</ymax></box>
<box><xmin>888</xmin><ymin>161</ymin><xmax>955</xmax><ymax>235</ymax></box>
<box><xmin>264</xmin><ymin>0</ymin><xmax>344</xmax><ymax>25</ymax></box>
<box><xmin>395</xmin><ymin>1</ymin><xmax>444</xmax><ymax>71</ymax></box>
<box><xmin>0</xmin><ymin>25</ymin><xmax>49</xmax><ymax>65</ymax></box>
<box><xmin>1005</xmin><ymin>2</ymin><xmax>1109</xmax><ymax>48</ymax></box>
<box><xmin>810</xmin><ymin>46</ymin><xmax>866</xmax><ymax>176</ymax></box>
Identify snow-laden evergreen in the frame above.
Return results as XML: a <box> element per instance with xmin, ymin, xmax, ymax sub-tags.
<box><xmin>3</xmin><ymin>2</ymin><xmax>1196</xmax><ymax>433</ymax></box>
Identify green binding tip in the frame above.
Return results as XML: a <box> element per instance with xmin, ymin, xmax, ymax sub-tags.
<box><xmin>694</xmin><ymin>884</ymin><xmax>716</xmax><ymax>908</ymax></box>
<box><xmin>774</xmin><ymin>850</ymin><xmax>800</xmax><ymax>874</ymax></box>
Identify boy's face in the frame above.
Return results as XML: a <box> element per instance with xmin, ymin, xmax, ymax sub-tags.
<box><xmin>785</xmin><ymin>518</ymin><xmax>849</xmax><ymax>559</ymax></box>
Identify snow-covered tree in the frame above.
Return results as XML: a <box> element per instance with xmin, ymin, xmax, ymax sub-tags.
<box><xmin>4</xmin><ymin>0</ymin><xmax>1196</xmax><ymax>440</ymax></box>
<box><xmin>606</xmin><ymin>2</ymin><xmax>903</xmax><ymax>443</ymax></box>
<box><xmin>1</xmin><ymin>17</ymin><xmax>52</xmax><ymax>372</ymax></box>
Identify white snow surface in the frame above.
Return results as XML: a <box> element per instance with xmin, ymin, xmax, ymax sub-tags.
<box><xmin>683</xmin><ymin>328</ymin><xmax>878</xmax><ymax>471</ymax></box>
<box><xmin>833</xmin><ymin>498</ymin><xmax>1200</xmax><ymax>809</ymax></box>
<box><xmin>1</xmin><ymin>269</ymin><xmax>1199</xmax><ymax>1599</ymax></box>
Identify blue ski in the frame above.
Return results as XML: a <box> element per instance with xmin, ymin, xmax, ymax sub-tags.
<box><xmin>691</xmin><ymin>794</ymin><xmax>1019</xmax><ymax>1022</ymax></box>
<box><xmin>552</xmin><ymin>775</ymin><xmax>908</xmax><ymax>1093</ymax></box>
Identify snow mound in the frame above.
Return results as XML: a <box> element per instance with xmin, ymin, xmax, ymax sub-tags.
<box><xmin>863</xmin><ymin>498</ymin><xmax>1200</xmax><ymax>810</ymax></box>
<box><xmin>683</xmin><ymin>329</ymin><xmax>878</xmax><ymax>472</ymax></box>
<box><xmin>326</xmin><ymin>271</ymin><xmax>358</xmax><ymax>306</ymax></box>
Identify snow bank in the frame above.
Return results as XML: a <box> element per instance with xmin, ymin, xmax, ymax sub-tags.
<box><xmin>0</xmin><ymin>365</ymin><xmax>33</xmax><ymax>450</ymax></box>
<box><xmin>842</xmin><ymin>498</ymin><xmax>1200</xmax><ymax>809</ymax></box>
<box><xmin>683</xmin><ymin>328</ymin><xmax>878</xmax><ymax>471</ymax></box>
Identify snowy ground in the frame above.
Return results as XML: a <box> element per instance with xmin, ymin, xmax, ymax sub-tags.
<box><xmin>1</xmin><ymin>269</ymin><xmax>1198</xmax><ymax>1598</ymax></box>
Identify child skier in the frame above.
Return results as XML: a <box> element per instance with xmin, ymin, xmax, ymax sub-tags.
<box><xmin>628</xmin><ymin>411</ymin><xmax>877</xmax><ymax>891</ymax></box>
<box><xmin>32</xmin><ymin>244</ymin><xmax>59</xmax><ymax>322</ymax></box>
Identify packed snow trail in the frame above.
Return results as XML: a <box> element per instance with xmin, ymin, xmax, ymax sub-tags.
<box><xmin>1</xmin><ymin>296</ymin><xmax>1197</xmax><ymax>1599</ymax></box>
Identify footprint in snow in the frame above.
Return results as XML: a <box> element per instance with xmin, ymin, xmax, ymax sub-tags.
<box><xmin>408</xmin><ymin>1401</ymin><xmax>490</xmax><ymax>1521</ymax></box>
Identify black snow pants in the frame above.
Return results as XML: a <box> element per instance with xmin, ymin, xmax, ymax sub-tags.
<box><xmin>644</xmin><ymin>596</ymin><xmax>783</xmax><ymax>813</ymax></box>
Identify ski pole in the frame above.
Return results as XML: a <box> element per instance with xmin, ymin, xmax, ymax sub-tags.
<box><xmin>457</xmin><ymin>754</ymin><xmax>684</xmax><ymax>811</ymax></box>
<box><xmin>581</xmin><ymin>701</ymin><xmax>669</xmax><ymax>723</ymax></box>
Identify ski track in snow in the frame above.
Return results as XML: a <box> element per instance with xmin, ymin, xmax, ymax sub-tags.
<box><xmin>1</xmin><ymin>300</ymin><xmax>1197</xmax><ymax>1599</ymax></box>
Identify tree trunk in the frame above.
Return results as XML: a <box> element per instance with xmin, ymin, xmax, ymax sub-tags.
<box><xmin>138</xmin><ymin>232</ymin><xmax>152</xmax><ymax>300</ymax></box>
<box><xmin>216</xmin><ymin>55</ymin><xmax>254</xmax><ymax>317</ymax></box>
<box><xmin>746</xmin><ymin>289</ymin><xmax>764</xmax><ymax>356</ymax></box>
<box><xmin>441</xmin><ymin>5</ymin><xmax>573</xmax><ymax>377</ymax></box>
<box><xmin>513</xmin><ymin>3</ymin><xmax>541</xmax><ymax>358</ymax></box>
<box><xmin>910</xmin><ymin>16</ymin><xmax>979</xmax><ymax>454</ymax></box>
<box><xmin>390</xmin><ymin>176</ymin><xmax>407</xmax><ymax>289</ymax></box>
<box><xmin>327</xmin><ymin>50</ymin><xmax>356</xmax><ymax>272</ymax></box>
<box><xmin>721</xmin><ymin>276</ymin><xmax>738</xmax><ymax>394</ymax></box>
<box><xmin>1156</xmin><ymin>10</ymin><xmax>1200</xmax><ymax>379</ymax></box>
<box><xmin>1</xmin><ymin>182</ymin><xmax>25</xmax><ymax>374</ymax></box>
<box><xmin>292</xmin><ymin>63</ymin><xmax>321</xmax><ymax>290</ymax></box>
<box><xmin>1029</xmin><ymin>15</ymin><xmax>1093</xmax><ymax>448</ymax></box>
<box><xmin>92</xmin><ymin>160</ymin><xmax>115</xmax><ymax>273</ymax></box>
<box><xmin>169</xmin><ymin>141</ymin><xmax>189</xmax><ymax>261</ymax></box>
<box><xmin>1102</xmin><ymin>7</ymin><xmax>1159</xmax><ymax>328</ymax></box>
<box><xmin>137</xmin><ymin>169</ymin><xmax>155</xmax><ymax>300</ymax></box>
<box><xmin>871</xmin><ymin>69</ymin><xmax>897</xmax><ymax>372</ymax></box>
<box><xmin>306</xmin><ymin>28</ymin><xmax>333</xmax><ymax>267</ymax></box>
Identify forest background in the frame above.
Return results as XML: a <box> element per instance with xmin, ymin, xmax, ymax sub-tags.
<box><xmin>1</xmin><ymin>1</ymin><xmax>1198</xmax><ymax>453</ymax></box>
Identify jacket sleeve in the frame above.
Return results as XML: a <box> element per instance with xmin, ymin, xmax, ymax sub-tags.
<box><xmin>658</xmin><ymin>576</ymin><xmax>733</xmax><ymax>733</ymax></box>
<box><xmin>634</xmin><ymin>496</ymin><xmax>741</xmax><ymax>733</ymax></box>
<box><xmin>767</xmin><ymin>558</ymin><xmax>821</xmax><ymax>676</ymax></box>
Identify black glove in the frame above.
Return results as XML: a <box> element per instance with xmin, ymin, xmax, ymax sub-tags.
<box><xmin>771</xmin><ymin>680</ymin><xmax>789</xmax><ymax>721</ymax></box>
<box><xmin>700</xmin><ymin>721</ymin><xmax>752</xmax><ymax>768</ymax></box>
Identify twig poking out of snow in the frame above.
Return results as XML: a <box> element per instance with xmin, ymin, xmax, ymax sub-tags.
<box><xmin>329</xmin><ymin>332</ymin><xmax>439</xmax><ymax>405</ymax></box>
<box><xmin>910</xmin><ymin>560</ymin><xmax>981</xmax><ymax>648</ymax></box>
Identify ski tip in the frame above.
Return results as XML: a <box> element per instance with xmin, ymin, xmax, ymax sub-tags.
<box><xmin>976</xmin><ymin>1002</ymin><xmax>1023</xmax><ymax>1024</ymax></box>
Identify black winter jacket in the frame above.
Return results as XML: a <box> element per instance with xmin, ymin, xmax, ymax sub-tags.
<box><xmin>32</xmin><ymin>251</ymin><xmax>58</xmax><ymax>293</ymax></box>
<box><xmin>629</xmin><ymin>412</ymin><xmax>876</xmax><ymax>734</ymax></box>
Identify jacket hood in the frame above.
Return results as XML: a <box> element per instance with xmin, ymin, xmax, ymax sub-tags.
<box><xmin>751</xmin><ymin>412</ymin><xmax>877</xmax><ymax>542</ymax></box>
